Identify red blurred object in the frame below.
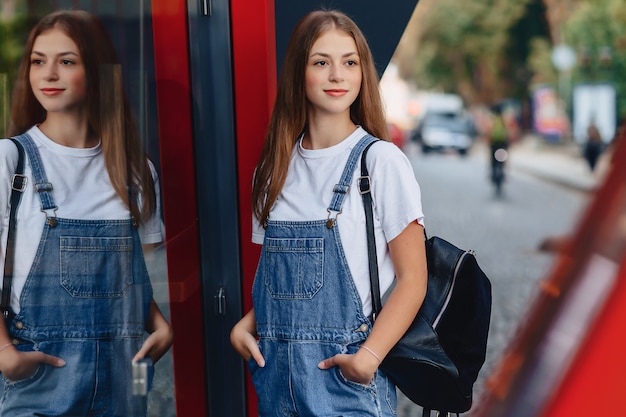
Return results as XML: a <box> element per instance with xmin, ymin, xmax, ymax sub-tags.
<box><xmin>387</xmin><ymin>122</ymin><xmax>406</xmax><ymax>148</ymax></box>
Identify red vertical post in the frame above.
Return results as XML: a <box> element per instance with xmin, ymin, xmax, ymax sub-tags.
<box><xmin>151</xmin><ymin>1</ymin><xmax>208</xmax><ymax>416</ymax></box>
<box><xmin>230</xmin><ymin>0</ymin><xmax>277</xmax><ymax>414</ymax></box>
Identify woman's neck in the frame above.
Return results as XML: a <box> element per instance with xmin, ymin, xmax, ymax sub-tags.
<box><xmin>302</xmin><ymin>114</ymin><xmax>357</xmax><ymax>150</ymax></box>
<box><xmin>38</xmin><ymin>114</ymin><xmax>97</xmax><ymax>148</ymax></box>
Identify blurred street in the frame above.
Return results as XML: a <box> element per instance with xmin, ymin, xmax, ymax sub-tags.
<box><xmin>396</xmin><ymin>136</ymin><xmax>594</xmax><ymax>417</ymax></box>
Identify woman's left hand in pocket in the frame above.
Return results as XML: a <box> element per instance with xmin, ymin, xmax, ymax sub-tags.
<box><xmin>318</xmin><ymin>349</ymin><xmax>379</xmax><ymax>385</ymax></box>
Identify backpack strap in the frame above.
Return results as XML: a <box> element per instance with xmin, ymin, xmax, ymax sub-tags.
<box><xmin>2</xmin><ymin>137</ymin><xmax>27</xmax><ymax>321</ymax></box>
<box><xmin>422</xmin><ymin>410</ymin><xmax>459</xmax><ymax>417</ymax></box>
<box><xmin>357</xmin><ymin>139</ymin><xmax>382</xmax><ymax>318</ymax></box>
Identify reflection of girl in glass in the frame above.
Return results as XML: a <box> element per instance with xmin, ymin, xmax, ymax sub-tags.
<box><xmin>0</xmin><ymin>10</ymin><xmax>172</xmax><ymax>416</ymax></box>
<box><xmin>231</xmin><ymin>10</ymin><xmax>427</xmax><ymax>416</ymax></box>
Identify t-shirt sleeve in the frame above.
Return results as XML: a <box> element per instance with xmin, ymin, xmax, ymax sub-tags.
<box><xmin>251</xmin><ymin>214</ymin><xmax>265</xmax><ymax>245</ymax></box>
<box><xmin>139</xmin><ymin>160</ymin><xmax>165</xmax><ymax>245</ymax></box>
<box><xmin>250</xmin><ymin>168</ymin><xmax>265</xmax><ymax>245</ymax></box>
<box><xmin>367</xmin><ymin>141</ymin><xmax>425</xmax><ymax>243</ymax></box>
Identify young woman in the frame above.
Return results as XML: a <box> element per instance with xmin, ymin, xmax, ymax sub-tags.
<box><xmin>230</xmin><ymin>10</ymin><xmax>427</xmax><ymax>416</ymax></box>
<box><xmin>0</xmin><ymin>10</ymin><xmax>172</xmax><ymax>416</ymax></box>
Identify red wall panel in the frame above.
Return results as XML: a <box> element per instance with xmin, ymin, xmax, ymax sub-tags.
<box><xmin>151</xmin><ymin>1</ymin><xmax>208</xmax><ymax>416</ymax></box>
<box><xmin>230</xmin><ymin>0</ymin><xmax>277</xmax><ymax>414</ymax></box>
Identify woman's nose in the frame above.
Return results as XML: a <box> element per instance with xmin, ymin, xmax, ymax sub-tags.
<box><xmin>328</xmin><ymin>64</ymin><xmax>343</xmax><ymax>82</ymax></box>
<box><xmin>43</xmin><ymin>64</ymin><xmax>59</xmax><ymax>81</ymax></box>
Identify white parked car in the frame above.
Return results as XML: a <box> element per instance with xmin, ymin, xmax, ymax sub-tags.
<box><xmin>411</xmin><ymin>111</ymin><xmax>478</xmax><ymax>156</ymax></box>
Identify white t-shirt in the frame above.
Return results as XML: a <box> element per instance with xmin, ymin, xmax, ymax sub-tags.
<box><xmin>0</xmin><ymin>126</ymin><xmax>163</xmax><ymax>313</ymax></box>
<box><xmin>252</xmin><ymin>127</ymin><xmax>424</xmax><ymax>316</ymax></box>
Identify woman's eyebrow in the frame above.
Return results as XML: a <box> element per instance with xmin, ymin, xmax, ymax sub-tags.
<box><xmin>309</xmin><ymin>51</ymin><xmax>359</xmax><ymax>59</ymax></box>
<box><xmin>31</xmin><ymin>50</ymin><xmax>79</xmax><ymax>57</ymax></box>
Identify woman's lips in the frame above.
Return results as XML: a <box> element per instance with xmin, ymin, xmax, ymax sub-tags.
<box><xmin>40</xmin><ymin>88</ymin><xmax>64</xmax><ymax>96</ymax></box>
<box><xmin>324</xmin><ymin>89</ymin><xmax>348</xmax><ymax>97</ymax></box>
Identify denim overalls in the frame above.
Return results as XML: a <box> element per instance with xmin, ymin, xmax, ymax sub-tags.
<box><xmin>1</xmin><ymin>134</ymin><xmax>152</xmax><ymax>417</ymax></box>
<box><xmin>250</xmin><ymin>135</ymin><xmax>397</xmax><ymax>416</ymax></box>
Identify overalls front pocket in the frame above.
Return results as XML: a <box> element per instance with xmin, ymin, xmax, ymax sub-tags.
<box><xmin>60</xmin><ymin>235</ymin><xmax>133</xmax><ymax>298</ymax></box>
<box><xmin>263</xmin><ymin>237</ymin><xmax>324</xmax><ymax>300</ymax></box>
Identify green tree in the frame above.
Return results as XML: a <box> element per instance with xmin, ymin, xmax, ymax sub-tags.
<box><xmin>0</xmin><ymin>14</ymin><xmax>32</xmax><ymax>135</ymax></box>
<box><xmin>407</xmin><ymin>0</ymin><xmax>547</xmax><ymax>106</ymax></box>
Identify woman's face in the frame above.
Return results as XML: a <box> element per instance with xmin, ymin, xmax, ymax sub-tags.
<box><xmin>29</xmin><ymin>27</ymin><xmax>87</xmax><ymax>115</ymax></box>
<box><xmin>305</xmin><ymin>29</ymin><xmax>362</xmax><ymax>119</ymax></box>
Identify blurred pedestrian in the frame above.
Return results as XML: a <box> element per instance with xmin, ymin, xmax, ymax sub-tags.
<box><xmin>583</xmin><ymin>121</ymin><xmax>603</xmax><ymax>172</ymax></box>
<box><xmin>0</xmin><ymin>10</ymin><xmax>172</xmax><ymax>416</ymax></box>
<box><xmin>230</xmin><ymin>9</ymin><xmax>427</xmax><ymax>416</ymax></box>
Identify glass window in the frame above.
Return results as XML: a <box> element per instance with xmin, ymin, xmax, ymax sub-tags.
<box><xmin>0</xmin><ymin>2</ymin><xmax>175</xmax><ymax>415</ymax></box>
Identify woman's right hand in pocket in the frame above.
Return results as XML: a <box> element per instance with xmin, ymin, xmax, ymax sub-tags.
<box><xmin>230</xmin><ymin>309</ymin><xmax>265</xmax><ymax>368</ymax></box>
<box><xmin>0</xmin><ymin>346</ymin><xmax>65</xmax><ymax>381</ymax></box>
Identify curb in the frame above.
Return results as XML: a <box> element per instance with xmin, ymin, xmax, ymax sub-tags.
<box><xmin>506</xmin><ymin>138</ymin><xmax>600</xmax><ymax>193</ymax></box>
<box><xmin>509</xmin><ymin>156</ymin><xmax>597</xmax><ymax>193</ymax></box>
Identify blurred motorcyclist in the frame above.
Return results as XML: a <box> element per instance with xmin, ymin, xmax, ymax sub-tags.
<box><xmin>488</xmin><ymin>108</ymin><xmax>509</xmax><ymax>196</ymax></box>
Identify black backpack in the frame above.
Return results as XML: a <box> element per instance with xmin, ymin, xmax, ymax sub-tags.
<box><xmin>359</xmin><ymin>138</ymin><xmax>492</xmax><ymax>415</ymax></box>
<box><xmin>383</xmin><ymin>236</ymin><xmax>492</xmax><ymax>414</ymax></box>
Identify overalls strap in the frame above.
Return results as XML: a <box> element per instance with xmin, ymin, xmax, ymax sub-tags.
<box><xmin>13</xmin><ymin>134</ymin><xmax>58</xmax><ymax>219</ymax></box>
<box><xmin>327</xmin><ymin>134</ymin><xmax>378</xmax><ymax>215</ymax></box>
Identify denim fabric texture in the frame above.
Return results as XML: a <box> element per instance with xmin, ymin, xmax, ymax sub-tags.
<box><xmin>251</xmin><ymin>135</ymin><xmax>397</xmax><ymax>416</ymax></box>
<box><xmin>0</xmin><ymin>134</ymin><xmax>152</xmax><ymax>417</ymax></box>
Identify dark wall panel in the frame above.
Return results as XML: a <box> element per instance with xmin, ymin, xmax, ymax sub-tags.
<box><xmin>275</xmin><ymin>0</ymin><xmax>419</xmax><ymax>77</ymax></box>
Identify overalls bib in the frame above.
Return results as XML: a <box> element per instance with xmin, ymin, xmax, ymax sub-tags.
<box><xmin>1</xmin><ymin>134</ymin><xmax>153</xmax><ymax>417</ymax></box>
<box><xmin>250</xmin><ymin>135</ymin><xmax>397</xmax><ymax>417</ymax></box>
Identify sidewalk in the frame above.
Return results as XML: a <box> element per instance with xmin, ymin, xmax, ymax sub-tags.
<box><xmin>506</xmin><ymin>134</ymin><xmax>605</xmax><ymax>193</ymax></box>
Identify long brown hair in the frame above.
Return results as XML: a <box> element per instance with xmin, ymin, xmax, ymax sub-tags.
<box><xmin>252</xmin><ymin>10</ymin><xmax>389</xmax><ymax>224</ymax></box>
<box><xmin>8</xmin><ymin>10</ymin><xmax>155</xmax><ymax>223</ymax></box>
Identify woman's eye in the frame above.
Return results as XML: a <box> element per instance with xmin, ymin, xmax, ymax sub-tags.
<box><xmin>61</xmin><ymin>59</ymin><xmax>74</xmax><ymax>65</ymax></box>
<box><xmin>314</xmin><ymin>60</ymin><xmax>327</xmax><ymax>66</ymax></box>
<box><xmin>346</xmin><ymin>60</ymin><xmax>358</xmax><ymax>66</ymax></box>
<box><xmin>31</xmin><ymin>59</ymin><xmax>43</xmax><ymax>65</ymax></box>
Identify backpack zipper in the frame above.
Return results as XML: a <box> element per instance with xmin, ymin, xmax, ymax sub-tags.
<box><xmin>432</xmin><ymin>250</ymin><xmax>471</xmax><ymax>328</ymax></box>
